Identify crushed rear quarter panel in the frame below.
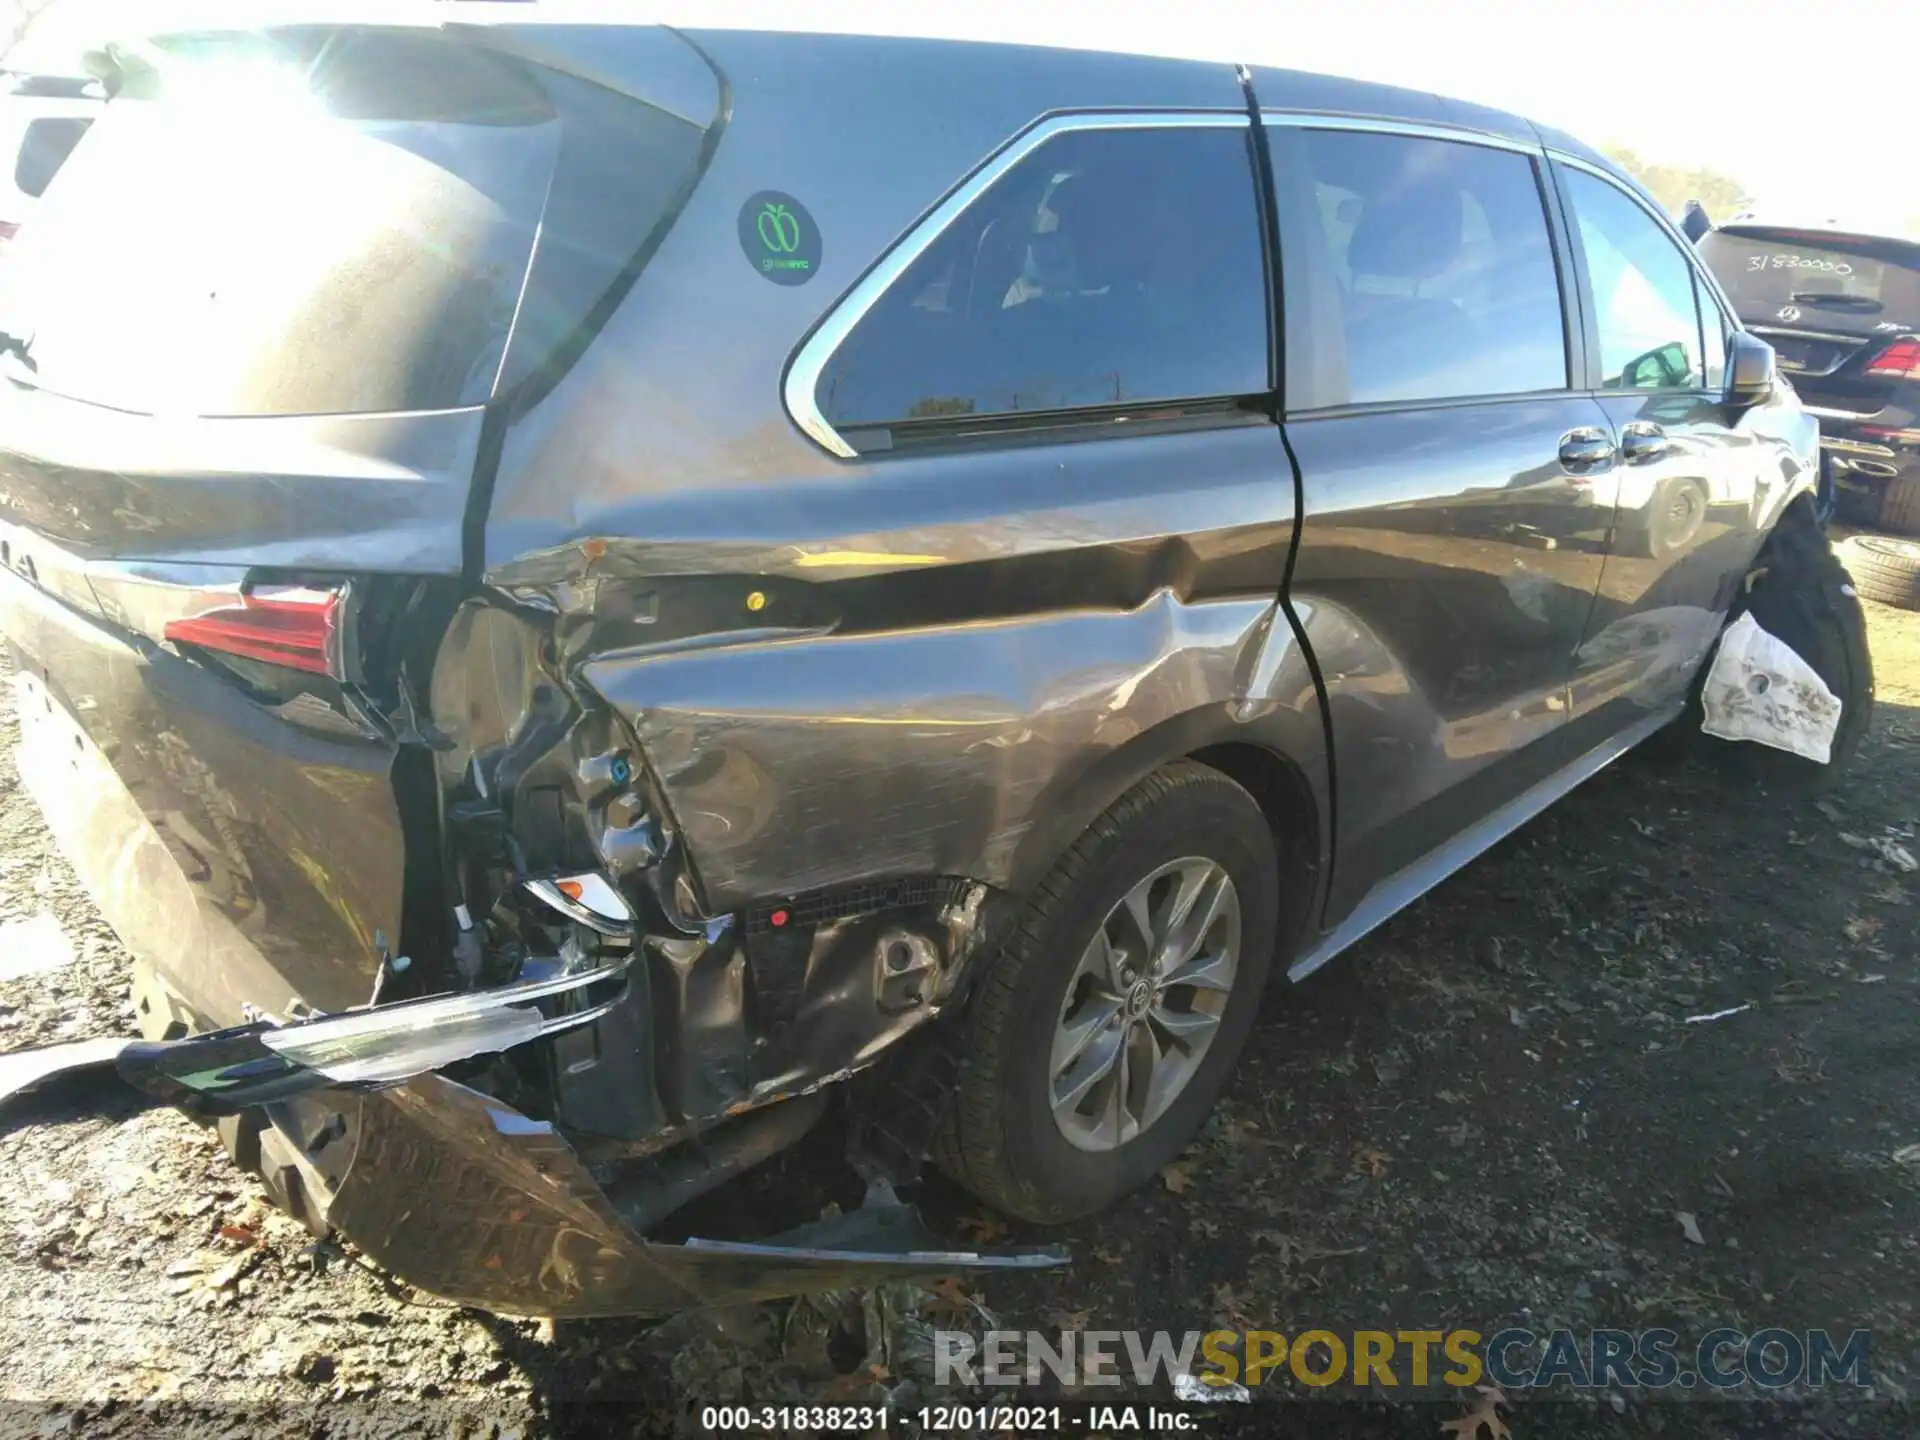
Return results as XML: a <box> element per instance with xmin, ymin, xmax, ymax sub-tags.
<box><xmin>483</xmin><ymin>34</ymin><xmax>1329</xmax><ymax>914</ymax></box>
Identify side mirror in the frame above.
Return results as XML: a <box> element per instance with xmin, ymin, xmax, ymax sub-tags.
<box><xmin>1726</xmin><ymin>332</ymin><xmax>1776</xmax><ymax>406</ymax></box>
<box><xmin>1623</xmin><ymin>341</ymin><xmax>1692</xmax><ymax>390</ymax></box>
<box><xmin>1681</xmin><ymin>200</ymin><xmax>1712</xmax><ymax>243</ymax></box>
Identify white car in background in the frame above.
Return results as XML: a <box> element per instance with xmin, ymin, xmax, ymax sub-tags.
<box><xmin>0</xmin><ymin>72</ymin><xmax>100</xmax><ymax>250</ymax></box>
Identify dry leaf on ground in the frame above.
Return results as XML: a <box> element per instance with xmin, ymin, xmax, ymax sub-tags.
<box><xmin>1439</xmin><ymin>1385</ymin><xmax>1511</xmax><ymax>1440</ymax></box>
<box><xmin>956</xmin><ymin>1213</ymin><xmax>1007</xmax><ymax>1245</ymax></box>
<box><xmin>921</xmin><ymin>1277</ymin><xmax>979</xmax><ymax>1323</ymax></box>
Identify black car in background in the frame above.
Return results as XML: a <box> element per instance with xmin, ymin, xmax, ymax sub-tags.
<box><xmin>1697</xmin><ymin>217</ymin><xmax>1920</xmax><ymax>532</ymax></box>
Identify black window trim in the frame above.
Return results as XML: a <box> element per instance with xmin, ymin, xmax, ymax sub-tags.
<box><xmin>1261</xmin><ymin>112</ymin><xmax>1583</xmax><ymax>418</ymax></box>
<box><xmin>782</xmin><ymin>108</ymin><xmax>1258</xmax><ymax>460</ymax></box>
<box><xmin>1286</xmin><ymin>385</ymin><xmax>1593</xmax><ymax>425</ymax></box>
<box><xmin>1547</xmin><ymin>150</ymin><xmax>1732</xmax><ymax>397</ymax></box>
<box><xmin>843</xmin><ymin>396</ymin><xmax>1269</xmax><ymax>457</ymax></box>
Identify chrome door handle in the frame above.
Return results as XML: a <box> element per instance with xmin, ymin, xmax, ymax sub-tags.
<box><xmin>1558</xmin><ymin>427</ymin><xmax>1616</xmax><ymax>470</ymax></box>
<box><xmin>1621</xmin><ymin>422</ymin><xmax>1671</xmax><ymax>463</ymax></box>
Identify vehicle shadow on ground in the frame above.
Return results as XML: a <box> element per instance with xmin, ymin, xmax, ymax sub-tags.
<box><xmin>0</xmin><ymin>1067</ymin><xmax>155</xmax><ymax>1138</ymax></box>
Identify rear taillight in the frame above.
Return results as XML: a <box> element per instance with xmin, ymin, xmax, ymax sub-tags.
<box><xmin>1866</xmin><ymin>339</ymin><xmax>1920</xmax><ymax>381</ymax></box>
<box><xmin>164</xmin><ymin>587</ymin><xmax>342</xmax><ymax>677</ymax></box>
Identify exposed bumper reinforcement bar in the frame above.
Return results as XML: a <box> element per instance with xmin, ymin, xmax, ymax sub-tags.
<box><xmin>0</xmin><ymin>967</ymin><xmax>1067</xmax><ymax>1318</ymax></box>
<box><xmin>3</xmin><ymin>958</ymin><xmax>634</xmax><ymax>1115</ymax></box>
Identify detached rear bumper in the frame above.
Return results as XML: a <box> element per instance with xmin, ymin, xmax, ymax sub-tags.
<box><xmin>336</xmin><ymin>1073</ymin><xmax>1063</xmax><ymax>1317</ymax></box>
<box><xmin>2</xmin><ymin>1031</ymin><xmax>1063</xmax><ymax>1318</ymax></box>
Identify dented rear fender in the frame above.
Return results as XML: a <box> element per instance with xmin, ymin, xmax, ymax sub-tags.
<box><xmin>569</xmin><ymin>587</ymin><xmax>1330</xmax><ymax>915</ymax></box>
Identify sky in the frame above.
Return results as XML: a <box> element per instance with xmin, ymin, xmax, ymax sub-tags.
<box><xmin>6</xmin><ymin>0</ymin><xmax>1914</xmax><ymax>225</ymax></box>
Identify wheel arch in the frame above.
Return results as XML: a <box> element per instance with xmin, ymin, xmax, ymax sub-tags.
<box><xmin>1188</xmin><ymin>739</ymin><xmax>1322</xmax><ymax>954</ymax></box>
<box><xmin>1004</xmin><ymin>703</ymin><xmax>1328</xmax><ymax>961</ymax></box>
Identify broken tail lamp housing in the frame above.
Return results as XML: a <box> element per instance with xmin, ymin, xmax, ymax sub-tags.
<box><xmin>523</xmin><ymin>873</ymin><xmax>635</xmax><ymax>936</ymax></box>
<box><xmin>163</xmin><ymin>586</ymin><xmax>343</xmax><ymax>678</ymax></box>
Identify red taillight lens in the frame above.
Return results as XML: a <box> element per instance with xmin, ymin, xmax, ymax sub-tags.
<box><xmin>1866</xmin><ymin>339</ymin><xmax>1920</xmax><ymax>381</ymax></box>
<box><xmin>164</xmin><ymin>588</ymin><xmax>342</xmax><ymax>677</ymax></box>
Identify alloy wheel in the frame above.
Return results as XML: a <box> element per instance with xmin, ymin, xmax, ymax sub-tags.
<box><xmin>1048</xmin><ymin>857</ymin><xmax>1241</xmax><ymax>1152</ymax></box>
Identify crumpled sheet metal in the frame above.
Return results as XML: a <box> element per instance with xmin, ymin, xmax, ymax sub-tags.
<box><xmin>582</xmin><ymin>589</ymin><xmax>1304</xmax><ymax>910</ymax></box>
<box><xmin>328</xmin><ymin>1073</ymin><xmax>1065</xmax><ymax>1318</ymax></box>
<box><xmin>1699</xmin><ymin>611</ymin><xmax>1842</xmax><ymax>763</ymax></box>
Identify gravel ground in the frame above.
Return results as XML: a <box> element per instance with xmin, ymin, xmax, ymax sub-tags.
<box><xmin>1</xmin><ymin>570</ymin><xmax>1918</xmax><ymax>1439</ymax></box>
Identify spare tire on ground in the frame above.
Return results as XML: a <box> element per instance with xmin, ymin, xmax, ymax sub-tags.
<box><xmin>1841</xmin><ymin>534</ymin><xmax>1920</xmax><ymax>612</ymax></box>
<box><xmin>1876</xmin><ymin>475</ymin><xmax>1920</xmax><ymax>537</ymax></box>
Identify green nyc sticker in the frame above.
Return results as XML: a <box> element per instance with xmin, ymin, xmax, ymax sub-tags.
<box><xmin>738</xmin><ymin>190</ymin><xmax>821</xmax><ymax>286</ymax></box>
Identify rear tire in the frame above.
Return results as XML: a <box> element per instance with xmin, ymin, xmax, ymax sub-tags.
<box><xmin>936</xmin><ymin>762</ymin><xmax>1279</xmax><ymax>1223</ymax></box>
<box><xmin>1876</xmin><ymin>475</ymin><xmax>1920</xmax><ymax>537</ymax></box>
<box><xmin>1691</xmin><ymin>499</ymin><xmax>1873</xmax><ymax>792</ymax></box>
<box><xmin>1841</xmin><ymin>534</ymin><xmax>1920</xmax><ymax>612</ymax></box>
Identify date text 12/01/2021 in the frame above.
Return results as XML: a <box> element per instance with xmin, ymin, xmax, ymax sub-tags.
<box><xmin>699</xmin><ymin>1408</ymin><xmax>1191</xmax><ymax>1432</ymax></box>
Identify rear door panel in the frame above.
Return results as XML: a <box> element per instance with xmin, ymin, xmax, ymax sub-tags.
<box><xmin>1262</xmin><ymin>117</ymin><xmax>1608</xmax><ymax>925</ymax></box>
<box><xmin>1286</xmin><ymin>398</ymin><xmax>1612</xmax><ymax>918</ymax></box>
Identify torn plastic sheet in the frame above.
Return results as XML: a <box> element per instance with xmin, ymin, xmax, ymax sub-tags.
<box><xmin>1174</xmin><ymin>1372</ymin><xmax>1251</xmax><ymax>1403</ymax></box>
<box><xmin>1699</xmin><ymin>612</ymin><xmax>1842</xmax><ymax>763</ymax></box>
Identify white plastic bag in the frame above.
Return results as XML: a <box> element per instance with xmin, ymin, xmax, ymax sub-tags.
<box><xmin>1699</xmin><ymin>611</ymin><xmax>1842</xmax><ymax>763</ymax></box>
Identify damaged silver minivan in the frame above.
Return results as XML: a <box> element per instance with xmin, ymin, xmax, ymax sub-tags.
<box><xmin>0</xmin><ymin>11</ymin><xmax>1871</xmax><ymax>1317</ymax></box>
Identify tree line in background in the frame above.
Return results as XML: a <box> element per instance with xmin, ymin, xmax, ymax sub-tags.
<box><xmin>1604</xmin><ymin>146</ymin><xmax>1920</xmax><ymax>239</ymax></box>
<box><xmin>1602</xmin><ymin>145</ymin><xmax>1748</xmax><ymax>221</ymax></box>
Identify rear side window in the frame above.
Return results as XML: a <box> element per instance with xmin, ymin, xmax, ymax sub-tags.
<box><xmin>816</xmin><ymin>123</ymin><xmax>1268</xmax><ymax>435</ymax></box>
<box><xmin>14</xmin><ymin>115</ymin><xmax>91</xmax><ymax>199</ymax></box>
<box><xmin>1278</xmin><ymin>129</ymin><xmax>1567</xmax><ymax>409</ymax></box>
<box><xmin>0</xmin><ymin>28</ymin><xmax>703</xmax><ymax>418</ymax></box>
<box><xmin>1562</xmin><ymin>169</ymin><xmax>1705</xmax><ymax>391</ymax></box>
